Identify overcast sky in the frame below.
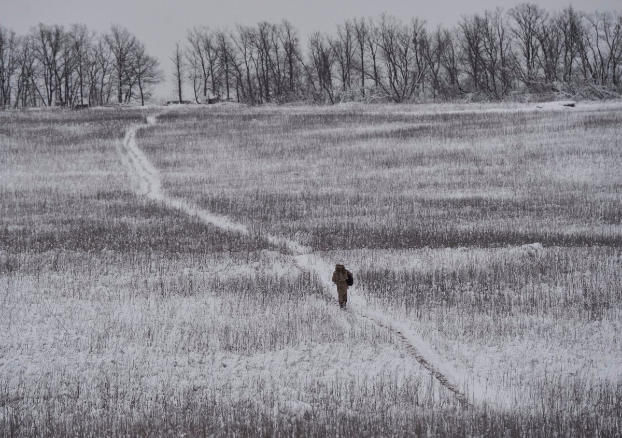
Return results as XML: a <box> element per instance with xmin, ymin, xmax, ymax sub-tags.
<box><xmin>2</xmin><ymin>0</ymin><xmax>620</xmax><ymax>100</ymax></box>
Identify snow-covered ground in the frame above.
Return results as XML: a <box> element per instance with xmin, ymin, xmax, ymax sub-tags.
<box><xmin>121</xmin><ymin>114</ymin><xmax>472</xmax><ymax>405</ymax></box>
<box><xmin>1</xmin><ymin>102</ymin><xmax>621</xmax><ymax>436</ymax></box>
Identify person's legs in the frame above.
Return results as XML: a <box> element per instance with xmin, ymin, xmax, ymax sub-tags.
<box><xmin>338</xmin><ymin>285</ymin><xmax>347</xmax><ymax>308</ymax></box>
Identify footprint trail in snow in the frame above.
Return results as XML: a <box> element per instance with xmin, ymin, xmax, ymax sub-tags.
<box><xmin>121</xmin><ymin>114</ymin><xmax>471</xmax><ymax>407</ymax></box>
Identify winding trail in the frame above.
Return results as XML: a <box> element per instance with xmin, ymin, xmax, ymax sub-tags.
<box><xmin>121</xmin><ymin>113</ymin><xmax>471</xmax><ymax>407</ymax></box>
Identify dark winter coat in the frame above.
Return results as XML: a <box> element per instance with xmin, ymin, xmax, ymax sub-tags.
<box><xmin>332</xmin><ymin>264</ymin><xmax>351</xmax><ymax>291</ymax></box>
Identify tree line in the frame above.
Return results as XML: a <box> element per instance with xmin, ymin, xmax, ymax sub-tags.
<box><xmin>2</xmin><ymin>3</ymin><xmax>621</xmax><ymax>108</ymax></box>
<box><xmin>176</xmin><ymin>4</ymin><xmax>622</xmax><ymax>104</ymax></box>
<box><xmin>0</xmin><ymin>23</ymin><xmax>163</xmax><ymax>108</ymax></box>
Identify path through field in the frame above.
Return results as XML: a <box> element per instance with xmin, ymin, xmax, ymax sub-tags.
<box><xmin>121</xmin><ymin>114</ymin><xmax>471</xmax><ymax>406</ymax></box>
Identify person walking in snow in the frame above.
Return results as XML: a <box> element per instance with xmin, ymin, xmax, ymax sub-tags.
<box><xmin>332</xmin><ymin>264</ymin><xmax>352</xmax><ymax>309</ymax></box>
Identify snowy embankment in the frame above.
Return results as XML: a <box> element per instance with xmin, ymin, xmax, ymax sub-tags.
<box><xmin>121</xmin><ymin>114</ymin><xmax>473</xmax><ymax>406</ymax></box>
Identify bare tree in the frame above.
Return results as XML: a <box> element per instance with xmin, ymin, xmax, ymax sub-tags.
<box><xmin>88</xmin><ymin>35</ymin><xmax>113</xmax><ymax>106</ymax></box>
<box><xmin>268</xmin><ymin>23</ymin><xmax>285</xmax><ymax>99</ymax></box>
<box><xmin>254</xmin><ymin>22</ymin><xmax>277</xmax><ymax>101</ymax></box>
<box><xmin>31</xmin><ymin>23</ymin><xmax>66</xmax><ymax>106</ymax></box>
<box><xmin>364</xmin><ymin>18</ymin><xmax>383</xmax><ymax>89</ymax></box>
<box><xmin>171</xmin><ymin>41</ymin><xmax>184</xmax><ymax>101</ymax></box>
<box><xmin>352</xmin><ymin>18</ymin><xmax>369</xmax><ymax>95</ymax></box>
<box><xmin>585</xmin><ymin>11</ymin><xmax>622</xmax><ymax>89</ymax></box>
<box><xmin>231</xmin><ymin>25</ymin><xmax>257</xmax><ymax>104</ymax></box>
<box><xmin>377</xmin><ymin>15</ymin><xmax>427</xmax><ymax>102</ymax></box>
<box><xmin>280</xmin><ymin>19</ymin><xmax>302</xmax><ymax>98</ymax></box>
<box><xmin>423</xmin><ymin>26</ymin><xmax>449</xmax><ymax>99</ymax></box>
<box><xmin>457</xmin><ymin>14</ymin><xmax>488</xmax><ymax>94</ymax></box>
<box><xmin>215</xmin><ymin>30</ymin><xmax>235</xmax><ymax>101</ymax></box>
<box><xmin>440</xmin><ymin>28</ymin><xmax>461</xmax><ymax>96</ymax></box>
<box><xmin>331</xmin><ymin>20</ymin><xmax>355</xmax><ymax>93</ymax></box>
<box><xmin>0</xmin><ymin>25</ymin><xmax>20</xmax><ymax>107</ymax></box>
<box><xmin>14</xmin><ymin>35</ymin><xmax>40</xmax><ymax>107</ymax></box>
<box><xmin>481</xmin><ymin>9</ymin><xmax>513</xmax><ymax>99</ymax></box>
<box><xmin>58</xmin><ymin>29</ymin><xmax>78</xmax><ymax>106</ymax></box>
<box><xmin>200</xmin><ymin>29</ymin><xmax>220</xmax><ymax>97</ymax></box>
<box><xmin>131</xmin><ymin>41</ymin><xmax>163</xmax><ymax>106</ymax></box>
<box><xmin>609</xmin><ymin>12</ymin><xmax>622</xmax><ymax>88</ymax></box>
<box><xmin>509</xmin><ymin>3</ymin><xmax>548</xmax><ymax>87</ymax></box>
<box><xmin>534</xmin><ymin>13</ymin><xmax>563</xmax><ymax>84</ymax></box>
<box><xmin>186</xmin><ymin>36</ymin><xmax>204</xmax><ymax>103</ymax></box>
<box><xmin>105</xmin><ymin>25</ymin><xmax>137</xmax><ymax>104</ymax></box>
<box><xmin>67</xmin><ymin>24</ymin><xmax>93</xmax><ymax>106</ymax></box>
<box><xmin>308</xmin><ymin>32</ymin><xmax>336</xmax><ymax>103</ymax></box>
<box><xmin>186</xmin><ymin>26</ymin><xmax>215</xmax><ymax>102</ymax></box>
<box><xmin>557</xmin><ymin>6</ymin><xmax>584</xmax><ymax>83</ymax></box>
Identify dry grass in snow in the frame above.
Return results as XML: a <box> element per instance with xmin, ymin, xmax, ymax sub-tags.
<box><xmin>1</xmin><ymin>102</ymin><xmax>622</xmax><ymax>436</ymax></box>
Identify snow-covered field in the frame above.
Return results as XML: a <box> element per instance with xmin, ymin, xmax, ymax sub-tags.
<box><xmin>1</xmin><ymin>101</ymin><xmax>621</xmax><ymax>437</ymax></box>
